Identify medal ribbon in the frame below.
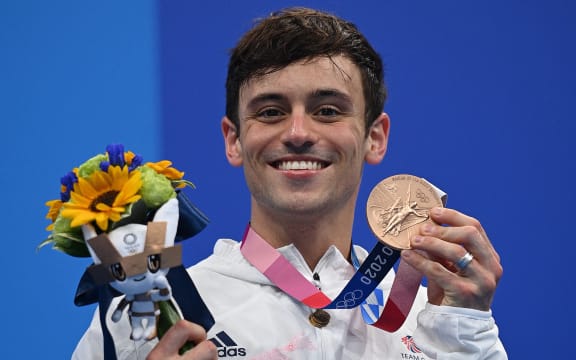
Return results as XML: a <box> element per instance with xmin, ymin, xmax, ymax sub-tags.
<box><xmin>240</xmin><ymin>225</ymin><xmax>422</xmax><ymax>331</ymax></box>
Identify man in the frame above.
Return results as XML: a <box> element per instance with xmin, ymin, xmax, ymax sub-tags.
<box><xmin>74</xmin><ymin>7</ymin><xmax>506</xmax><ymax>359</ymax></box>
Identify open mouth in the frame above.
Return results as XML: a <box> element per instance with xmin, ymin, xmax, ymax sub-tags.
<box><xmin>273</xmin><ymin>160</ymin><xmax>329</xmax><ymax>170</ymax></box>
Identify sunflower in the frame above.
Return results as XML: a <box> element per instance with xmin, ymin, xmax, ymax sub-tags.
<box><xmin>44</xmin><ymin>199</ymin><xmax>63</xmax><ymax>231</ymax></box>
<box><xmin>145</xmin><ymin>160</ymin><xmax>184</xmax><ymax>179</ymax></box>
<box><xmin>60</xmin><ymin>165</ymin><xmax>142</xmax><ymax>231</ymax></box>
<box><xmin>145</xmin><ymin>160</ymin><xmax>189</xmax><ymax>189</ymax></box>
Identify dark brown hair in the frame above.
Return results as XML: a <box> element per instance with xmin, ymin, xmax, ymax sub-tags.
<box><xmin>225</xmin><ymin>7</ymin><xmax>387</xmax><ymax>134</ymax></box>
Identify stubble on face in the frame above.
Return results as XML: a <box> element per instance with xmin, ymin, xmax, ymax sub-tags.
<box><xmin>236</xmin><ymin>56</ymin><xmax>369</xmax><ymax>224</ymax></box>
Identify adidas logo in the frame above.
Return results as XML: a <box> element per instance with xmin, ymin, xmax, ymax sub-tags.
<box><xmin>209</xmin><ymin>331</ymin><xmax>247</xmax><ymax>357</ymax></box>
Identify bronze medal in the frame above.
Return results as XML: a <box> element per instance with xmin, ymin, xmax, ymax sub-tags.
<box><xmin>309</xmin><ymin>309</ymin><xmax>330</xmax><ymax>328</ymax></box>
<box><xmin>366</xmin><ymin>174</ymin><xmax>443</xmax><ymax>249</ymax></box>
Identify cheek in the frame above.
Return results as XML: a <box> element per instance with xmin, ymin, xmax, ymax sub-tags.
<box><xmin>240</xmin><ymin>126</ymin><xmax>277</xmax><ymax>157</ymax></box>
<box><xmin>329</xmin><ymin>125</ymin><xmax>367</xmax><ymax>157</ymax></box>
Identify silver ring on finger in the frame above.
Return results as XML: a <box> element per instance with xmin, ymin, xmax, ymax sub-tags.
<box><xmin>455</xmin><ymin>251</ymin><xmax>474</xmax><ymax>272</ymax></box>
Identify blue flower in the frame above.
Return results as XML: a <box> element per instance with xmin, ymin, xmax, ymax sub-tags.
<box><xmin>60</xmin><ymin>171</ymin><xmax>78</xmax><ymax>202</ymax></box>
<box><xmin>129</xmin><ymin>154</ymin><xmax>143</xmax><ymax>171</ymax></box>
<box><xmin>106</xmin><ymin>144</ymin><xmax>125</xmax><ymax>167</ymax></box>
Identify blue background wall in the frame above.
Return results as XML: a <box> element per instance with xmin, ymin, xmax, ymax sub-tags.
<box><xmin>2</xmin><ymin>1</ymin><xmax>574</xmax><ymax>358</ymax></box>
<box><xmin>1</xmin><ymin>0</ymin><xmax>159</xmax><ymax>357</ymax></box>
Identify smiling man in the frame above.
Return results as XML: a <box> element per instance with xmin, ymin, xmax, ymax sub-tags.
<box><xmin>74</xmin><ymin>7</ymin><xmax>507</xmax><ymax>360</ymax></box>
<box><xmin>223</xmin><ymin>55</ymin><xmax>387</xmax><ymax>269</ymax></box>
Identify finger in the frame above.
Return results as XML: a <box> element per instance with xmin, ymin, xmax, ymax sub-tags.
<box><xmin>425</xmin><ymin>278</ymin><xmax>445</xmax><ymax>305</ymax></box>
<box><xmin>419</xmin><ymin>222</ymin><xmax>488</xmax><ymax>270</ymax></box>
<box><xmin>411</xmin><ymin>234</ymin><xmax>471</xmax><ymax>274</ymax></box>
<box><xmin>425</xmin><ymin>208</ymin><xmax>501</xmax><ymax>268</ymax></box>
<box><xmin>401</xmin><ymin>249</ymin><xmax>494</xmax><ymax>310</ymax></box>
<box><xmin>419</xmin><ymin>223</ymin><xmax>501</xmax><ymax>281</ymax></box>
<box><xmin>147</xmin><ymin>340</ymin><xmax>217</xmax><ymax>360</ymax></box>
<box><xmin>410</xmin><ymin>217</ymin><xmax>504</xmax><ymax>310</ymax></box>
<box><xmin>182</xmin><ymin>341</ymin><xmax>217</xmax><ymax>360</ymax></box>
<box><xmin>429</xmin><ymin>207</ymin><xmax>499</xmax><ymax>262</ymax></box>
<box><xmin>401</xmin><ymin>248</ymin><xmax>456</xmax><ymax>283</ymax></box>
<box><xmin>147</xmin><ymin>320</ymin><xmax>209</xmax><ymax>359</ymax></box>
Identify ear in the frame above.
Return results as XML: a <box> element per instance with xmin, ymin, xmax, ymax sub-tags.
<box><xmin>81</xmin><ymin>224</ymin><xmax>101</xmax><ymax>264</ymax></box>
<box><xmin>365</xmin><ymin>113</ymin><xmax>390</xmax><ymax>165</ymax></box>
<box><xmin>222</xmin><ymin>116</ymin><xmax>243</xmax><ymax>167</ymax></box>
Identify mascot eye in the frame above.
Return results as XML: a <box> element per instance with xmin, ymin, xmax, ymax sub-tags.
<box><xmin>110</xmin><ymin>263</ymin><xmax>126</xmax><ymax>281</ymax></box>
<box><xmin>148</xmin><ymin>254</ymin><xmax>161</xmax><ymax>273</ymax></box>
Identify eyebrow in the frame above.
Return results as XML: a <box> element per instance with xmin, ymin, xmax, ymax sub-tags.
<box><xmin>246</xmin><ymin>88</ymin><xmax>353</xmax><ymax>111</ymax></box>
<box><xmin>245</xmin><ymin>92</ymin><xmax>286</xmax><ymax>111</ymax></box>
<box><xmin>311</xmin><ymin>88</ymin><xmax>353</xmax><ymax>105</ymax></box>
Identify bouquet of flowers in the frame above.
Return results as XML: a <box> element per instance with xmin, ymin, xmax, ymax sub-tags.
<box><xmin>41</xmin><ymin>143</ymin><xmax>192</xmax><ymax>256</ymax></box>
<box><xmin>39</xmin><ymin>143</ymin><xmax>213</xmax><ymax>356</ymax></box>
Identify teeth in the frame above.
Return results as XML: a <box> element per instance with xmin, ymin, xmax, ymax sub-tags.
<box><xmin>278</xmin><ymin>161</ymin><xmax>324</xmax><ymax>170</ymax></box>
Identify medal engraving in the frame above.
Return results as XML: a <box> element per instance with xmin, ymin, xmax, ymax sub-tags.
<box><xmin>366</xmin><ymin>174</ymin><xmax>442</xmax><ymax>249</ymax></box>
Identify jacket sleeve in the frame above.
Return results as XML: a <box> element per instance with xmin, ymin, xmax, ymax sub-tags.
<box><xmin>413</xmin><ymin>303</ymin><xmax>508</xmax><ymax>360</ymax></box>
<box><xmin>71</xmin><ymin>304</ymin><xmax>156</xmax><ymax>360</ymax></box>
<box><xmin>72</xmin><ymin>306</ymin><xmax>105</xmax><ymax>360</ymax></box>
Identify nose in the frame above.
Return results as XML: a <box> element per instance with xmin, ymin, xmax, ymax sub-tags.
<box><xmin>280</xmin><ymin>111</ymin><xmax>317</xmax><ymax>151</ymax></box>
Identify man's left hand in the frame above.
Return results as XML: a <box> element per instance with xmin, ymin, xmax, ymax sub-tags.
<box><xmin>401</xmin><ymin>207</ymin><xmax>503</xmax><ymax>311</ymax></box>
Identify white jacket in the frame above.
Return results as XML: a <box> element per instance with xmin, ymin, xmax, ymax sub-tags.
<box><xmin>73</xmin><ymin>239</ymin><xmax>507</xmax><ymax>359</ymax></box>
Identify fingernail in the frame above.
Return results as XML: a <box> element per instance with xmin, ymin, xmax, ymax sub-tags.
<box><xmin>422</xmin><ymin>223</ymin><xmax>433</xmax><ymax>234</ymax></box>
<box><xmin>412</xmin><ymin>235</ymin><xmax>423</xmax><ymax>245</ymax></box>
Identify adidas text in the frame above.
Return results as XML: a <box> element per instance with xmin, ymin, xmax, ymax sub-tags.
<box><xmin>218</xmin><ymin>346</ymin><xmax>246</xmax><ymax>357</ymax></box>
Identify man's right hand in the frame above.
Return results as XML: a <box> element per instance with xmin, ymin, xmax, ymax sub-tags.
<box><xmin>146</xmin><ymin>320</ymin><xmax>217</xmax><ymax>360</ymax></box>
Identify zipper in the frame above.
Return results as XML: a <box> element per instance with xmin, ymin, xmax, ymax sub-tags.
<box><xmin>312</xmin><ymin>272</ymin><xmax>321</xmax><ymax>288</ymax></box>
<box><xmin>312</xmin><ymin>272</ymin><xmax>328</xmax><ymax>360</ymax></box>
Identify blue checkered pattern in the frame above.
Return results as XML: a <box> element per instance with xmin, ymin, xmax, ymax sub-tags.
<box><xmin>360</xmin><ymin>286</ymin><xmax>385</xmax><ymax>323</ymax></box>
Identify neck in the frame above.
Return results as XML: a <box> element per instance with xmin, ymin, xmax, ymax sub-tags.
<box><xmin>249</xmin><ymin>206</ymin><xmax>355</xmax><ymax>269</ymax></box>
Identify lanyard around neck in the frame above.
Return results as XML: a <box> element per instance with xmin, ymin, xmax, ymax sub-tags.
<box><xmin>240</xmin><ymin>224</ymin><xmax>422</xmax><ymax>331</ymax></box>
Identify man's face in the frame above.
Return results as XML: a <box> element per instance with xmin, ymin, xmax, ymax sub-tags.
<box><xmin>223</xmin><ymin>56</ymin><xmax>388</xmax><ymax>221</ymax></box>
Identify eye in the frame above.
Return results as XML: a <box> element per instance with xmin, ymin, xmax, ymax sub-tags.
<box><xmin>256</xmin><ymin>107</ymin><xmax>285</xmax><ymax>121</ymax></box>
<box><xmin>147</xmin><ymin>254</ymin><xmax>161</xmax><ymax>273</ymax></box>
<box><xmin>110</xmin><ymin>263</ymin><xmax>126</xmax><ymax>281</ymax></box>
<box><xmin>316</xmin><ymin>106</ymin><xmax>340</xmax><ymax>117</ymax></box>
